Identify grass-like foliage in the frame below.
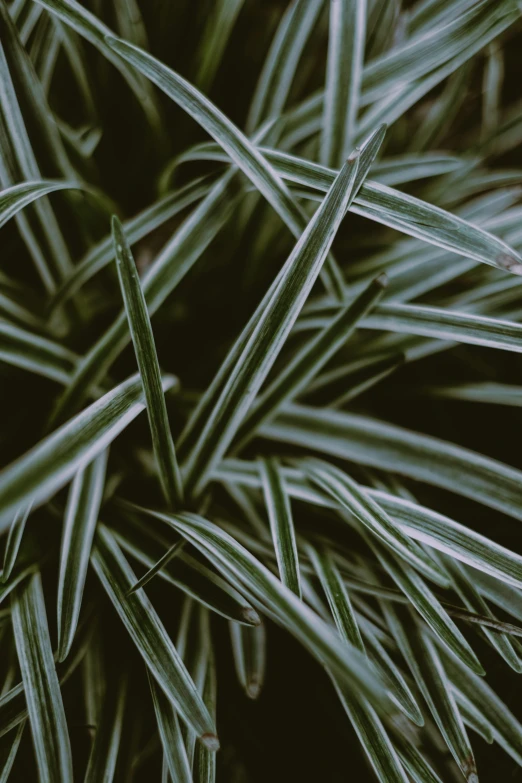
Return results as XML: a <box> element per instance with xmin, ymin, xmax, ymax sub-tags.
<box><xmin>1</xmin><ymin>0</ymin><xmax>522</xmax><ymax>780</ymax></box>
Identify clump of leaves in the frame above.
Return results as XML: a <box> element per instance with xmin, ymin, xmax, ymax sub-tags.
<box><xmin>1</xmin><ymin>0</ymin><xmax>522</xmax><ymax>780</ymax></box>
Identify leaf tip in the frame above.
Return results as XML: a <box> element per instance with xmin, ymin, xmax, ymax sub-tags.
<box><xmin>497</xmin><ymin>253</ymin><xmax>522</xmax><ymax>275</ymax></box>
<box><xmin>246</xmin><ymin>678</ymin><xmax>262</xmax><ymax>700</ymax></box>
<box><xmin>201</xmin><ymin>732</ymin><xmax>220</xmax><ymax>752</ymax></box>
<box><xmin>241</xmin><ymin>606</ymin><xmax>262</xmax><ymax>626</ymax></box>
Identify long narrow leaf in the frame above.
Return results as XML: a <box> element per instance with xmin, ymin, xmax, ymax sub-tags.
<box><xmin>0</xmin><ymin>373</ymin><xmax>176</xmax><ymax>526</ymax></box>
<box><xmin>57</xmin><ymin>450</ymin><xmax>108</xmax><ymax>661</ymax></box>
<box><xmin>259</xmin><ymin>457</ymin><xmax>301</xmax><ymax>596</ymax></box>
<box><xmin>229</xmin><ymin>621</ymin><xmax>266</xmax><ymax>700</ymax></box>
<box><xmin>11</xmin><ymin>572</ymin><xmax>73</xmax><ymax>783</ymax></box>
<box><xmin>181</xmin><ymin>155</ymin><xmax>361</xmax><ymax>498</ymax></box>
<box><xmin>136</xmin><ymin>507</ymin><xmax>391</xmax><ymax>711</ymax></box>
<box><xmin>233</xmin><ymin>274</ymin><xmax>387</xmax><ymax>449</ymax></box>
<box><xmin>90</xmin><ymin>525</ymin><xmax>218</xmax><ymax>748</ymax></box>
<box><xmin>321</xmin><ymin>0</ymin><xmax>366</xmax><ymax>167</ymax></box>
<box><xmin>2</xmin><ymin>504</ymin><xmax>31</xmax><ymax>583</ymax></box>
<box><xmin>112</xmin><ymin>216</ymin><xmax>183</xmax><ymax>507</ymax></box>
<box><xmin>300</xmin><ymin>458</ymin><xmax>447</xmax><ymax>585</ymax></box>
<box><xmin>260</xmin><ymin>403</ymin><xmax>522</xmax><ymax>521</ymax></box>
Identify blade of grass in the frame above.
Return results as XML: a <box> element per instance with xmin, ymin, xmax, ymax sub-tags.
<box><xmin>127</xmin><ymin>539</ymin><xmax>184</xmax><ymax>596</ymax></box>
<box><xmin>260</xmin><ymin>403</ymin><xmax>522</xmax><ymax>521</ymax></box>
<box><xmin>332</xmin><ymin>676</ymin><xmax>409</xmax><ymax>783</ymax></box>
<box><xmin>108</xmin><ymin>34</ymin><xmax>347</xmax><ymax>301</ymax></box>
<box><xmin>441</xmin><ymin>554</ymin><xmax>521</xmax><ymax>672</ymax></box>
<box><xmin>194</xmin><ymin>0</ymin><xmax>245</xmax><ymax>92</ymax></box>
<box><xmin>11</xmin><ymin>572</ymin><xmax>73</xmax><ymax>783</ymax></box>
<box><xmin>0</xmin><ymin>722</ymin><xmax>24</xmax><ymax>783</ymax></box>
<box><xmin>246</xmin><ymin>0</ymin><xmax>324</xmax><ymax>134</ymax></box>
<box><xmin>321</xmin><ymin>0</ymin><xmax>366</xmax><ymax>168</ymax></box>
<box><xmin>261</xmin><ymin>146</ymin><xmax>522</xmax><ymax>274</ymax></box>
<box><xmin>50</xmin><ymin>170</ymin><xmax>234</xmax><ymax>424</ymax></box>
<box><xmin>111</xmin><ymin>513</ymin><xmax>261</xmax><ymax>626</ymax></box>
<box><xmin>233</xmin><ymin>274</ymin><xmax>387</xmax><ymax>450</ymax></box>
<box><xmin>177</xmin><ymin>124</ymin><xmax>386</xmax><ymax>464</ymax></box>
<box><xmin>259</xmin><ymin>457</ymin><xmax>301</xmax><ymax>597</ymax></box>
<box><xmin>149</xmin><ymin>673</ymin><xmax>192</xmax><ymax>783</ymax></box>
<box><xmin>306</xmin><ymin>543</ymin><xmax>364</xmax><ymax>650</ymax></box>
<box><xmin>84</xmin><ymin>667</ymin><xmax>128</xmax><ymax>783</ymax></box>
<box><xmin>33</xmin><ymin>0</ymin><xmax>162</xmax><ymax>132</ymax></box>
<box><xmin>361</xmin><ymin>302</ymin><xmax>522</xmax><ymax>352</ymax></box>
<box><xmin>136</xmin><ymin>507</ymin><xmax>392</xmax><ymax>711</ymax></box>
<box><xmin>0</xmin><ymin>180</ymin><xmax>80</xmax><ymax>229</ymax></box>
<box><xmin>300</xmin><ymin>458</ymin><xmax>447</xmax><ymax>585</ymax></box>
<box><xmin>216</xmin><ymin>458</ymin><xmax>522</xmax><ymax>591</ymax></box>
<box><xmin>442</xmin><ymin>646</ymin><xmax>522</xmax><ymax>766</ymax></box>
<box><xmin>181</xmin><ymin>155</ymin><xmax>361</xmax><ymax>499</ymax></box>
<box><xmin>2</xmin><ymin>504</ymin><xmax>31</xmax><ymax>584</ymax></box>
<box><xmin>364</xmin><ymin>533</ymin><xmax>483</xmax><ymax>675</ymax></box>
<box><xmin>49</xmin><ymin>176</ymin><xmax>212</xmax><ymax>313</ymax></box>
<box><xmin>382</xmin><ymin>604</ymin><xmax>478</xmax><ymax>783</ymax></box>
<box><xmin>57</xmin><ymin>450</ymin><xmax>108</xmax><ymax>662</ymax></box>
<box><xmin>0</xmin><ymin>321</ymin><xmax>78</xmax><ymax>384</ymax></box>
<box><xmin>91</xmin><ymin>525</ymin><xmax>218</xmax><ymax>749</ymax></box>
<box><xmin>112</xmin><ymin>216</ymin><xmax>183</xmax><ymax>507</ymax></box>
<box><xmin>0</xmin><ymin>373</ymin><xmax>177</xmax><ymax>526</ymax></box>
<box><xmin>229</xmin><ymin>621</ymin><xmax>266</xmax><ymax>700</ymax></box>
<box><xmin>454</xmin><ymin>688</ymin><xmax>495</xmax><ymax>744</ymax></box>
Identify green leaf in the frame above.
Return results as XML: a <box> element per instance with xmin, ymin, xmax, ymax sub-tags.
<box><xmin>0</xmin><ymin>180</ymin><xmax>79</xmax><ymax>230</ymax></box>
<box><xmin>382</xmin><ymin>604</ymin><xmax>478</xmax><ymax>783</ymax></box>
<box><xmin>90</xmin><ymin>525</ymin><xmax>218</xmax><ymax>748</ymax></box>
<box><xmin>253</xmin><ymin>146</ymin><xmax>522</xmax><ymax>274</ymax></box>
<box><xmin>112</xmin><ymin>216</ymin><xmax>183</xmax><ymax>507</ymax></box>
<box><xmin>11</xmin><ymin>572</ymin><xmax>73</xmax><ymax>783</ymax></box>
<box><xmin>0</xmin><ymin>321</ymin><xmax>77</xmax><ymax>384</ymax></box>
<box><xmin>0</xmin><ymin>0</ymin><xmax>75</xmax><ymax>179</ymax></box>
<box><xmin>136</xmin><ymin>507</ymin><xmax>391</xmax><ymax>711</ymax></box>
<box><xmin>361</xmin><ymin>302</ymin><xmax>522</xmax><ymax>353</ymax></box>
<box><xmin>332</xmin><ymin>676</ymin><xmax>409</xmax><ymax>783</ymax></box>
<box><xmin>363</xmin><ymin>533</ymin><xmax>483</xmax><ymax>675</ymax></box>
<box><xmin>260</xmin><ymin>403</ymin><xmax>522</xmax><ymax>521</ymax></box>
<box><xmin>2</xmin><ymin>504</ymin><xmax>31</xmax><ymax>583</ymax></box>
<box><xmin>259</xmin><ymin>457</ymin><xmax>301</xmax><ymax>596</ymax></box>
<box><xmin>149</xmin><ymin>674</ymin><xmax>192</xmax><ymax>783</ymax></box>
<box><xmin>306</xmin><ymin>543</ymin><xmax>364</xmax><ymax>651</ymax></box>
<box><xmin>454</xmin><ymin>688</ymin><xmax>495</xmax><ymax>744</ymax></box>
<box><xmin>321</xmin><ymin>0</ymin><xmax>366</xmax><ymax>167</ymax></box>
<box><xmin>300</xmin><ymin>458</ymin><xmax>447</xmax><ymax>585</ymax></box>
<box><xmin>441</xmin><ymin>554</ymin><xmax>521</xmax><ymax>672</ymax></box>
<box><xmin>246</xmin><ymin>0</ymin><xmax>324</xmax><ymax>134</ymax></box>
<box><xmin>0</xmin><ymin>373</ymin><xmax>176</xmax><ymax>527</ymax></box>
<box><xmin>127</xmin><ymin>539</ymin><xmax>184</xmax><ymax>595</ymax></box>
<box><xmin>218</xmin><ymin>457</ymin><xmax>522</xmax><ymax>594</ymax></box>
<box><xmin>229</xmin><ymin>621</ymin><xmax>266</xmax><ymax>700</ymax></box>
<box><xmin>33</xmin><ymin>0</ymin><xmax>162</xmax><ymax>132</ymax></box>
<box><xmin>50</xmin><ymin>170</ymin><xmax>233</xmax><ymax>423</ymax></box>
<box><xmin>107</xmin><ymin>32</ymin><xmax>347</xmax><ymax>300</ymax></box>
<box><xmin>57</xmin><ymin>450</ymin><xmax>108</xmax><ymax>662</ymax></box>
<box><xmin>427</xmin><ymin>381</ymin><xmax>522</xmax><ymax>407</ymax></box>
<box><xmin>442</xmin><ymin>646</ymin><xmax>522</xmax><ymax>767</ymax></box>
<box><xmin>84</xmin><ymin>667</ymin><xmax>128</xmax><ymax>783</ymax></box>
<box><xmin>111</xmin><ymin>513</ymin><xmax>260</xmax><ymax>626</ymax></box>
<box><xmin>178</xmin><ymin>124</ymin><xmax>386</xmax><ymax>466</ymax></box>
<box><xmin>233</xmin><ymin>274</ymin><xmax>387</xmax><ymax>449</ymax></box>
<box><xmin>0</xmin><ymin>722</ymin><xmax>24</xmax><ymax>783</ymax></box>
<box><xmin>49</xmin><ymin>176</ymin><xmax>211</xmax><ymax>312</ymax></box>
<box><xmin>194</xmin><ymin>0</ymin><xmax>245</xmax><ymax>92</ymax></box>
<box><xmin>193</xmin><ymin>635</ymin><xmax>217</xmax><ymax>783</ymax></box>
<box><xmin>181</xmin><ymin>155</ymin><xmax>361</xmax><ymax>498</ymax></box>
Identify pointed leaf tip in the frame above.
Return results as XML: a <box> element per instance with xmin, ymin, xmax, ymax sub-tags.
<box><xmin>201</xmin><ymin>733</ymin><xmax>220</xmax><ymax>752</ymax></box>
